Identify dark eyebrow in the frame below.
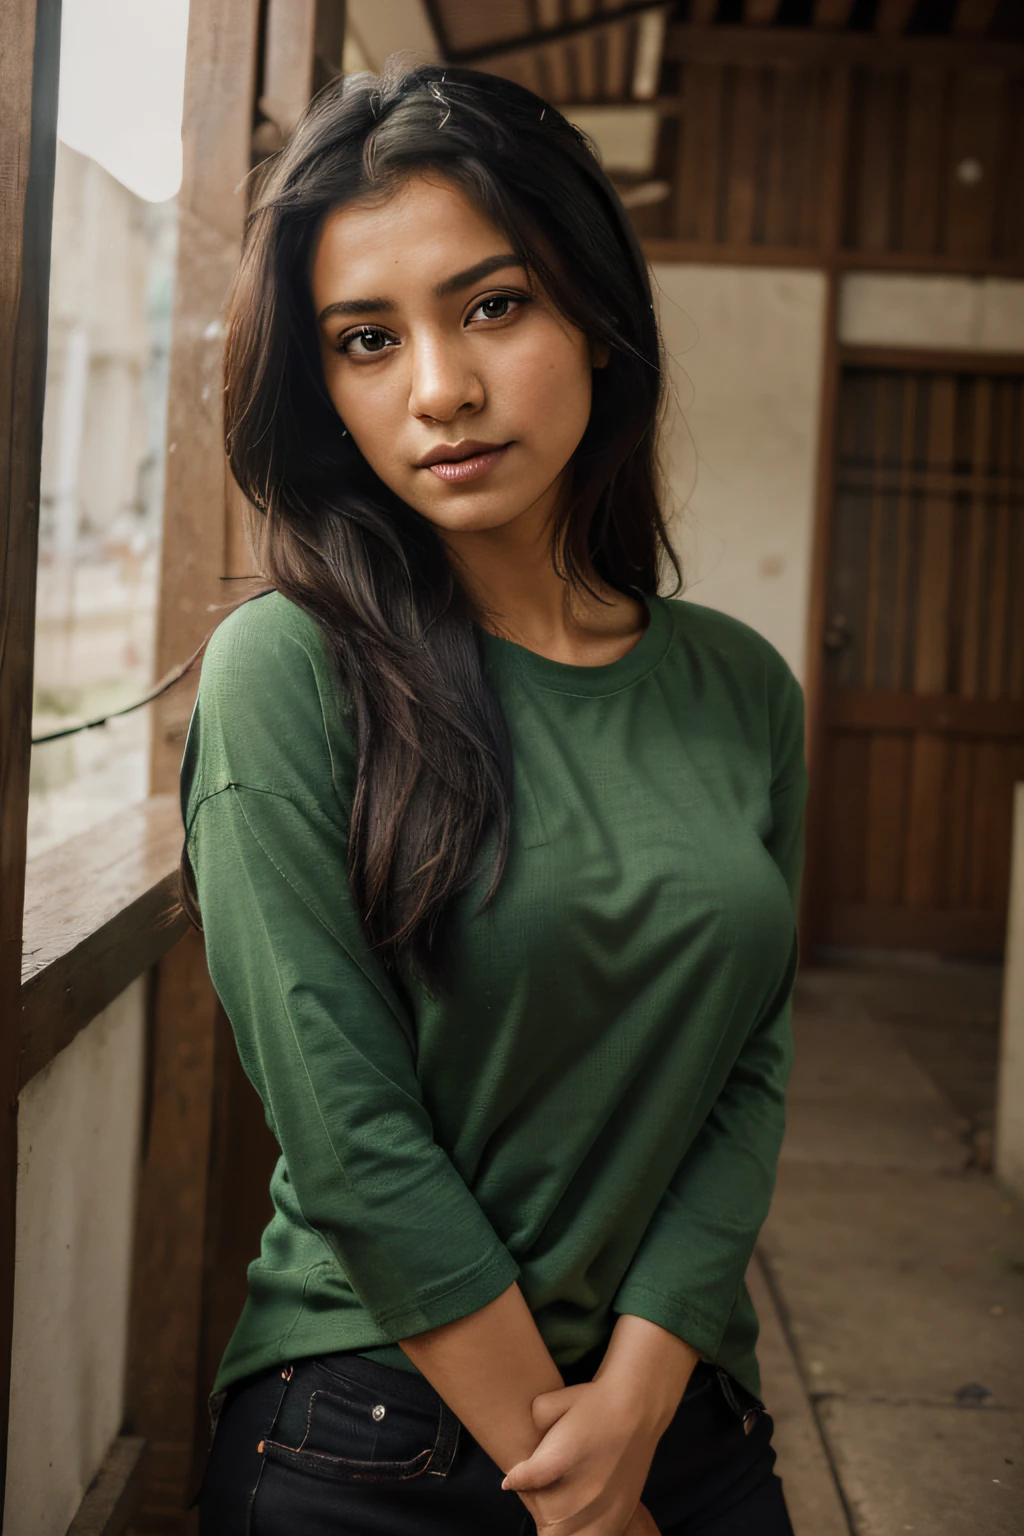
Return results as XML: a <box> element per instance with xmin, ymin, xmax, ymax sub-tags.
<box><xmin>317</xmin><ymin>253</ymin><xmax>525</xmax><ymax>326</ymax></box>
<box><xmin>433</xmin><ymin>253</ymin><xmax>524</xmax><ymax>298</ymax></box>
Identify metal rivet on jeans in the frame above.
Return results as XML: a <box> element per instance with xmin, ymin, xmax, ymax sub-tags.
<box><xmin>372</xmin><ymin>1403</ymin><xmax>386</xmax><ymax>1422</ymax></box>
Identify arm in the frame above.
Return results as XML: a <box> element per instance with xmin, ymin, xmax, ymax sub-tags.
<box><xmin>189</xmin><ymin>783</ymin><xmax>521</xmax><ymax>1337</ymax></box>
<box><xmin>400</xmin><ymin>1282</ymin><xmax>563</xmax><ymax>1471</ymax></box>
<box><xmin>402</xmin><ymin>1289</ymin><xmax>660</xmax><ymax>1536</ymax></box>
<box><xmin>499</xmin><ymin>1315</ymin><xmax>697</xmax><ymax>1536</ymax></box>
<box><xmin>184</xmin><ymin>605</ymin><xmax>565</xmax><ymax>1482</ymax></box>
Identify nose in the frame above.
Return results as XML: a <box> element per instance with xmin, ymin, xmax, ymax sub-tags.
<box><xmin>407</xmin><ymin>330</ymin><xmax>484</xmax><ymax>424</ymax></box>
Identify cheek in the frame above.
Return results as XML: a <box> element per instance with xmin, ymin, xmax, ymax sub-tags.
<box><xmin>502</xmin><ymin>333</ymin><xmax>593</xmax><ymax>448</ymax></box>
<box><xmin>321</xmin><ymin>355</ymin><xmax>399</xmax><ymax>454</ymax></box>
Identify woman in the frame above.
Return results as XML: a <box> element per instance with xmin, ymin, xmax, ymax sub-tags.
<box><xmin>185</xmin><ymin>60</ymin><xmax>806</xmax><ymax>1536</ymax></box>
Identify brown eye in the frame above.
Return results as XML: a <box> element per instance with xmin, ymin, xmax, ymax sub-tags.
<box><xmin>468</xmin><ymin>293</ymin><xmax>527</xmax><ymax>325</ymax></box>
<box><xmin>340</xmin><ymin>326</ymin><xmax>396</xmax><ymax>357</ymax></box>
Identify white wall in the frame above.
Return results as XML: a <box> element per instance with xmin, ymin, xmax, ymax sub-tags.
<box><xmin>4</xmin><ymin>980</ymin><xmax>146</xmax><ymax>1535</ymax></box>
<box><xmin>653</xmin><ymin>264</ymin><xmax>828</xmax><ymax>684</ymax></box>
<box><xmin>840</xmin><ymin>273</ymin><xmax>1024</xmax><ymax>352</ymax></box>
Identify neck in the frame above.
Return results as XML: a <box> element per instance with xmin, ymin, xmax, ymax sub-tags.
<box><xmin>438</xmin><ymin>478</ymin><xmax>634</xmax><ymax>655</ymax></box>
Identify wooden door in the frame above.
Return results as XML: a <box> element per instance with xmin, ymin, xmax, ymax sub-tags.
<box><xmin>817</xmin><ymin>363</ymin><xmax>1024</xmax><ymax>955</ymax></box>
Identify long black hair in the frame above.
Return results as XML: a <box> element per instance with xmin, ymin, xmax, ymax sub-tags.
<box><xmin>179</xmin><ymin>59</ymin><xmax>681</xmax><ymax>992</ymax></box>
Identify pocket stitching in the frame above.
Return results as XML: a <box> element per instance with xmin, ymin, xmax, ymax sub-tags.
<box><xmin>261</xmin><ymin>1437</ymin><xmax>435</xmax><ymax>1483</ymax></box>
<box><xmin>263</xmin><ymin>1383</ymin><xmax>438</xmax><ymax>1483</ymax></box>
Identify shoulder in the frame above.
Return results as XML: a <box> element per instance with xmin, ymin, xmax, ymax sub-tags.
<box><xmin>201</xmin><ymin>589</ymin><xmax>330</xmax><ymax>687</ymax></box>
<box><xmin>183</xmin><ymin>590</ymin><xmax>353</xmax><ymax>819</ymax></box>
<box><xmin>663</xmin><ymin>596</ymin><xmax>800</xmax><ymax>700</ymax></box>
<box><xmin>661</xmin><ymin>597</ymin><xmax>805</xmax><ymax>781</ymax></box>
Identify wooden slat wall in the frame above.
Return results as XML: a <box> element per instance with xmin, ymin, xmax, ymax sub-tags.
<box><xmin>820</xmin><ymin>367</ymin><xmax>1024</xmax><ymax>952</ymax></box>
<box><xmin>0</xmin><ymin>1</ymin><xmax>61</xmax><ymax>1519</ymax></box>
<box><xmin>663</xmin><ymin>56</ymin><xmax>836</xmax><ymax>250</ymax></box>
<box><xmin>844</xmin><ymin>62</ymin><xmax>1023</xmax><ymax>264</ymax></box>
<box><xmin>431</xmin><ymin>0</ymin><xmax>652</xmax><ymax>104</ymax></box>
<box><xmin>641</xmin><ymin>41</ymin><xmax>1024</xmax><ymax>271</ymax></box>
<box><xmin>467</xmin><ymin>17</ymin><xmax>644</xmax><ymax>104</ymax></box>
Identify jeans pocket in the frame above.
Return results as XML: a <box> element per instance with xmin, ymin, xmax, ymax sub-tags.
<box><xmin>262</xmin><ymin>1358</ymin><xmax>460</xmax><ymax>1485</ymax></box>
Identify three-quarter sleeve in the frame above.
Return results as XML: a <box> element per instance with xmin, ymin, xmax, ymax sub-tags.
<box><xmin>610</xmin><ymin>657</ymin><xmax>807</xmax><ymax>1361</ymax></box>
<box><xmin>183</xmin><ymin>600</ymin><xmax>520</xmax><ymax>1339</ymax></box>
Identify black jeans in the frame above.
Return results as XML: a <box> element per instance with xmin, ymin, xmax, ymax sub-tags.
<box><xmin>197</xmin><ymin>1342</ymin><xmax>795</xmax><ymax>1535</ymax></box>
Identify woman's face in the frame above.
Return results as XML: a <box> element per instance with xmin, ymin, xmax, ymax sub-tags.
<box><xmin>310</xmin><ymin>173</ymin><xmax>598</xmax><ymax>540</ymax></box>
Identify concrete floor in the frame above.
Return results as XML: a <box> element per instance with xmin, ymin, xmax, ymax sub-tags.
<box><xmin>754</xmin><ymin>958</ymin><xmax>1024</xmax><ymax>1536</ymax></box>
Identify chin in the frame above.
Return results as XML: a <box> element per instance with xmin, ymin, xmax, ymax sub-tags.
<box><xmin>424</xmin><ymin>503</ymin><xmax>523</xmax><ymax>535</ymax></box>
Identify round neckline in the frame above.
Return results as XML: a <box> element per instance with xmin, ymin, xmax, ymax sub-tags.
<box><xmin>478</xmin><ymin>592</ymin><xmax>673</xmax><ymax>697</ymax></box>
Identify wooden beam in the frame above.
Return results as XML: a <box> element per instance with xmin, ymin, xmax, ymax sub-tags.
<box><xmin>127</xmin><ymin>1</ymin><xmax>262</xmax><ymax>1525</ymax></box>
<box><xmin>150</xmin><ymin>1</ymin><xmax>262</xmax><ymax>797</ymax></box>
<box><xmin>20</xmin><ymin>797</ymin><xmax>185</xmax><ymax>1088</ymax></box>
<box><xmin>828</xmin><ymin>690</ymin><xmax>1024</xmax><ymax>737</ymax></box>
<box><xmin>65</xmin><ymin>1436</ymin><xmax>146</xmax><ymax>1536</ymax></box>
<box><xmin>311</xmin><ymin>0</ymin><xmax>346</xmax><ymax>92</ymax></box>
<box><xmin>260</xmin><ymin>0</ymin><xmax>346</xmax><ymax>140</ymax></box>
<box><xmin>640</xmin><ymin>238</ymin><xmax>1024</xmax><ymax>277</ymax></box>
<box><xmin>0</xmin><ymin>0</ymin><xmax>61</xmax><ymax>1521</ymax></box>
<box><xmin>642</xmin><ymin>237</ymin><xmax>823</xmax><ymax>266</ymax></box>
<box><xmin>839</xmin><ymin>342</ymin><xmax>1024</xmax><ymax>373</ymax></box>
<box><xmin>260</xmin><ymin>0</ymin><xmax>319</xmax><ymax>137</ymax></box>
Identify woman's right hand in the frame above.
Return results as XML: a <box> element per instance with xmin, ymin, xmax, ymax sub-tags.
<box><xmin>528</xmin><ymin>1498</ymin><xmax>661</xmax><ymax>1536</ymax></box>
<box><xmin>502</xmin><ymin>1374</ymin><xmax>667</xmax><ymax>1536</ymax></box>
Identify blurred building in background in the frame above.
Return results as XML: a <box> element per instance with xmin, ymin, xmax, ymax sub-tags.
<box><xmin>29</xmin><ymin>143</ymin><xmax>176</xmax><ymax>856</ymax></box>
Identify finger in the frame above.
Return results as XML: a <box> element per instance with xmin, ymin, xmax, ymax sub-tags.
<box><xmin>500</xmin><ymin>1444</ymin><xmax>570</xmax><ymax>1493</ymax></box>
<box><xmin>531</xmin><ymin>1384</ymin><xmax>585</xmax><ymax>1433</ymax></box>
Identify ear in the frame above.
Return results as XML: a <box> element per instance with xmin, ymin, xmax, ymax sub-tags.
<box><xmin>590</xmin><ymin>338</ymin><xmax>610</xmax><ymax>370</ymax></box>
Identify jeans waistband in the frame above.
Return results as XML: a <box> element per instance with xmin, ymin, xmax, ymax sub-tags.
<box><xmin>311</xmin><ymin>1349</ymin><xmax>449</xmax><ymax>1411</ymax></box>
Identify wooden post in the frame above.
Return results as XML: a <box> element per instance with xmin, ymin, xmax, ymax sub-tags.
<box><xmin>125</xmin><ymin>2</ymin><xmax>262</xmax><ymax>1526</ymax></box>
<box><xmin>127</xmin><ymin>4</ymin><xmax>347</xmax><ymax>1526</ymax></box>
<box><xmin>261</xmin><ymin>0</ymin><xmax>346</xmax><ymax>141</ymax></box>
<box><xmin>0</xmin><ymin>0</ymin><xmax>61</xmax><ymax>1519</ymax></box>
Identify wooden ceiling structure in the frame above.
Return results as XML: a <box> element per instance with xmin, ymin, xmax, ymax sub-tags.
<box><xmin>423</xmin><ymin>1</ymin><xmax>1024</xmax><ymax>271</ymax></box>
<box><xmin>426</xmin><ymin>0</ymin><xmax>1024</xmax><ymax>109</ymax></box>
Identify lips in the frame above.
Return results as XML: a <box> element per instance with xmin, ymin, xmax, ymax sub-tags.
<box><xmin>418</xmin><ymin>441</ymin><xmax>513</xmax><ymax>484</ymax></box>
<box><xmin>417</xmin><ymin>439</ymin><xmax>509</xmax><ymax>468</ymax></box>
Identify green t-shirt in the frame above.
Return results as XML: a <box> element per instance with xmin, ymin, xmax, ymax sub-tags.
<box><xmin>181</xmin><ymin>588</ymin><xmax>806</xmax><ymax>1403</ymax></box>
